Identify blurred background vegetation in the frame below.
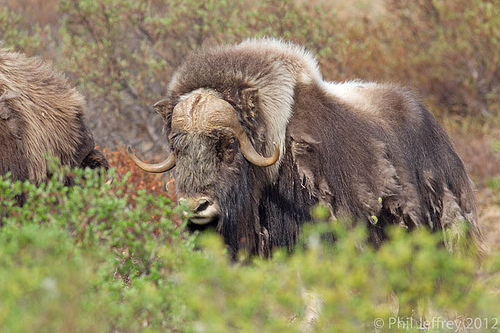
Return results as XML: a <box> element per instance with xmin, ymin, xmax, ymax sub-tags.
<box><xmin>1</xmin><ymin>0</ymin><xmax>498</xmax><ymax>152</ymax></box>
<box><xmin>1</xmin><ymin>0</ymin><xmax>499</xmax><ymax>331</ymax></box>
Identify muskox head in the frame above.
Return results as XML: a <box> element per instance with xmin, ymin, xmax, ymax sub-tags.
<box><xmin>129</xmin><ymin>90</ymin><xmax>279</xmax><ymax>225</ymax></box>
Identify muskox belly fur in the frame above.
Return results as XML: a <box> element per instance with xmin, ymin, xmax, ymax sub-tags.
<box><xmin>0</xmin><ymin>48</ymin><xmax>108</xmax><ymax>186</ymax></box>
<box><xmin>131</xmin><ymin>38</ymin><xmax>484</xmax><ymax>258</ymax></box>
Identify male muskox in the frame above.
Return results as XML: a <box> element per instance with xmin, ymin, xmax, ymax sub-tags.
<box><xmin>0</xmin><ymin>48</ymin><xmax>108</xmax><ymax>184</ymax></box>
<box><xmin>129</xmin><ymin>38</ymin><xmax>483</xmax><ymax>258</ymax></box>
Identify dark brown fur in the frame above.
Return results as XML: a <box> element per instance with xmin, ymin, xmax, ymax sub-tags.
<box><xmin>156</xmin><ymin>39</ymin><xmax>484</xmax><ymax>257</ymax></box>
<box><xmin>0</xmin><ymin>48</ymin><xmax>108</xmax><ymax>185</ymax></box>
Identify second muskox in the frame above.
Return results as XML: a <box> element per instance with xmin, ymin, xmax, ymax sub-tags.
<box><xmin>0</xmin><ymin>48</ymin><xmax>108</xmax><ymax>185</ymax></box>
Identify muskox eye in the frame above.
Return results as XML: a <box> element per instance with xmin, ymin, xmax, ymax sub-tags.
<box><xmin>223</xmin><ymin>150</ymin><xmax>236</xmax><ymax>163</ymax></box>
<box><xmin>218</xmin><ymin>137</ymin><xmax>238</xmax><ymax>163</ymax></box>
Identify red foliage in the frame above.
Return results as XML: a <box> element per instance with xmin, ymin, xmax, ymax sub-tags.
<box><xmin>98</xmin><ymin>145</ymin><xmax>181</xmax><ymax>224</ymax></box>
<box><xmin>102</xmin><ymin>145</ymin><xmax>176</xmax><ymax>199</ymax></box>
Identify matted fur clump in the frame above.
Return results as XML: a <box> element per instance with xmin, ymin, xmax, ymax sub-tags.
<box><xmin>0</xmin><ymin>48</ymin><xmax>108</xmax><ymax>184</ymax></box>
<box><xmin>133</xmin><ymin>38</ymin><xmax>485</xmax><ymax>258</ymax></box>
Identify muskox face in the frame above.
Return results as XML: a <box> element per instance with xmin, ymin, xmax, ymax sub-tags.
<box><xmin>128</xmin><ymin>92</ymin><xmax>279</xmax><ymax>225</ymax></box>
<box><xmin>172</xmin><ymin>129</ymin><xmax>243</xmax><ymax>224</ymax></box>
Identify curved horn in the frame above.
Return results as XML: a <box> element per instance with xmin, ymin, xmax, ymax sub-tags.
<box><xmin>231</xmin><ymin>125</ymin><xmax>280</xmax><ymax>167</ymax></box>
<box><xmin>127</xmin><ymin>146</ymin><xmax>176</xmax><ymax>173</ymax></box>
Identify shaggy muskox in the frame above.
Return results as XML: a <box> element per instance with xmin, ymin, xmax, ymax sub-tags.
<box><xmin>129</xmin><ymin>39</ymin><xmax>483</xmax><ymax>258</ymax></box>
<box><xmin>0</xmin><ymin>48</ymin><xmax>108</xmax><ymax>184</ymax></box>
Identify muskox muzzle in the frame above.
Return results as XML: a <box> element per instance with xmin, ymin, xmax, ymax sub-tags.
<box><xmin>178</xmin><ymin>196</ymin><xmax>220</xmax><ymax>225</ymax></box>
<box><xmin>128</xmin><ymin>93</ymin><xmax>280</xmax><ymax>172</ymax></box>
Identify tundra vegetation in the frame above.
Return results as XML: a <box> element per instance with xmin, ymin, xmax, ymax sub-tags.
<box><xmin>0</xmin><ymin>0</ymin><xmax>499</xmax><ymax>331</ymax></box>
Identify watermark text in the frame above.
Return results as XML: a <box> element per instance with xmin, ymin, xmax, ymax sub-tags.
<box><xmin>373</xmin><ymin>316</ymin><xmax>499</xmax><ymax>331</ymax></box>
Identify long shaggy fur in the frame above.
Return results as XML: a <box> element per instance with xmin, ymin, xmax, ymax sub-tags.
<box><xmin>160</xmin><ymin>38</ymin><xmax>484</xmax><ymax>256</ymax></box>
<box><xmin>0</xmin><ymin>48</ymin><xmax>107</xmax><ymax>184</ymax></box>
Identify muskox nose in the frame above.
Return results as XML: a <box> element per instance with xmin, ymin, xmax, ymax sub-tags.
<box><xmin>179</xmin><ymin>197</ymin><xmax>219</xmax><ymax>225</ymax></box>
<box><xmin>180</xmin><ymin>197</ymin><xmax>210</xmax><ymax>213</ymax></box>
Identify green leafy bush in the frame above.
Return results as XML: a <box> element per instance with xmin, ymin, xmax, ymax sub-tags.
<box><xmin>177</xmin><ymin>225</ymin><xmax>499</xmax><ymax>332</ymax></box>
<box><xmin>377</xmin><ymin>0</ymin><xmax>500</xmax><ymax>117</ymax></box>
<box><xmin>1</xmin><ymin>169</ymin><xmax>498</xmax><ymax>332</ymax></box>
<box><xmin>0</xmin><ymin>8</ymin><xmax>46</xmax><ymax>57</ymax></box>
<box><xmin>0</xmin><ymin>224</ymin><xmax>112</xmax><ymax>332</ymax></box>
<box><xmin>0</xmin><ymin>167</ymin><xmax>194</xmax><ymax>331</ymax></box>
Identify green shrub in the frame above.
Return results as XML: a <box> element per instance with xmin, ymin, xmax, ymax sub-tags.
<box><xmin>0</xmin><ymin>167</ymin><xmax>194</xmax><ymax>331</ymax></box>
<box><xmin>0</xmin><ymin>223</ymin><xmax>117</xmax><ymax>332</ymax></box>
<box><xmin>379</xmin><ymin>0</ymin><xmax>500</xmax><ymax>117</ymax></box>
<box><xmin>0</xmin><ymin>6</ymin><xmax>44</xmax><ymax>53</ymax></box>
<box><xmin>1</xmin><ymin>169</ymin><xmax>498</xmax><ymax>332</ymax></box>
<box><xmin>177</xmin><ymin>223</ymin><xmax>499</xmax><ymax>332</ymax></box>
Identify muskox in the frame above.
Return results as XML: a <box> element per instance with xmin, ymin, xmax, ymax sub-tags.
<box><xmin>0</xmin><ymin>48</ymin><xmax>108</xmax><ymax>185</ymax></box>
<box><xmin>129</xmin><ymin>39</ymin><xmax>483</xmax><ymax>258</ymax></box>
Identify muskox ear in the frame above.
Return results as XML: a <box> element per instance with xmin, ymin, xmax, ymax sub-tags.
<box><xmin>152</xmin><ymin>99</ymin><xmax>169</xmax><ymax>114</ymax></box>
<box><xmin>241</xmin><ymin>88</ymin><xmax>259</xmax><ymax>111</ymax></box>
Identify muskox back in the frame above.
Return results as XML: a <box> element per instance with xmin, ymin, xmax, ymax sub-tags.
<box><xmin>296</xmin><ymin>81</ymin><xmax>482</xmax><ymax>251</ymax></box>
<box><xmin>130</xmin><ymin>38</ymin><xmax>484</xmax><ymax>257</ymax></box>
<box><xmin>0</xmin><ymin>48</ymin><xmax>107</xmax><ymax>184</ymax></box>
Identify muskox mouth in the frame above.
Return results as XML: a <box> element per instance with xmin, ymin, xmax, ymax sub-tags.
<box><xmin>188</xmin><ymin>215</ymin><xmax>218</xmax><ymax>225</ymax></box>
<box><xmin>186</xmin><ymin>216</ymin><xmax>220</xmax><ymax>234</ymax></box>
